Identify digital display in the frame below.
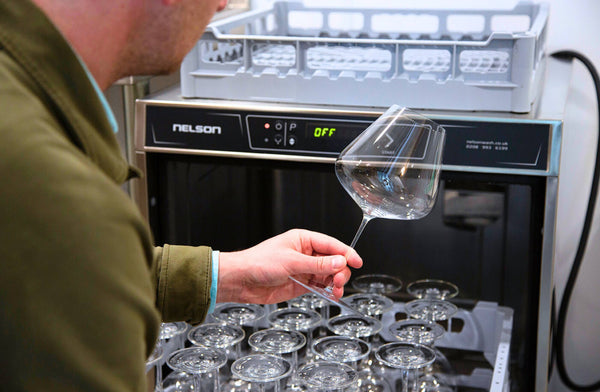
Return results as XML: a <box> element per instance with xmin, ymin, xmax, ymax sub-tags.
<box><xmin>306</xmin><ymin>122</ymin><xmax>367</xmax><ymax>142</ymax></box>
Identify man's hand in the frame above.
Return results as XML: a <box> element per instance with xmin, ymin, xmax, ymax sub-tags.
<box><xmin>216</xmin><ymin>229</ymin><xmax>363</xmax><ymax>304</ymax></box>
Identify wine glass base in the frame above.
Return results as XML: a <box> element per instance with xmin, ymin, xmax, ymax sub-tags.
<box><xmin>288</xmin><ymin>276</ymin><xmax>367</xmax><ymax>317</ymax></box>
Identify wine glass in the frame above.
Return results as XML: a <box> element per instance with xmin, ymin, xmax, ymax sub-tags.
<box><xmin>155</xmin><ymin>322</ymin><xmax>189</xmax><ymax>391</ymax></box>
<box><xmin>343</xmin><ymin>293</ymin><xmax>394</xmax><ymax>319</ymax></box>
<box><xmin>146</xmin><ymin>344</ymin><xmax>163</xmax><ymax>392</ymax></box>
<box><xmin>210</xmin><ymin>303</ymin><xmax>266</xmax><ymax>328</ymax></box>
<box><xmin>248</xmin><ymin>328</ymin><xmax>306</xmax><ymax>391</ymax></box>
<box><xmin>210</xmin><ymin>303</ymin><xmax>266</xmax><ymax>350</ymax></box>
<box><xmin>352</xmin><ymin>274</ymin><xmax>403</xmax><ymax>295</ymax></box>
<box><xmin>388</xmin><ymin>319</ymin><xmax>445</xmax><ymax>347</ymax></box>
<box><xmin>248</xmin><ymin>328</ymin><xmax>306</xmax><ymax>370</ymax></box>
<box><xmin>375</xmin><ymin>342</ymin><xmax>436</xmax><ymax>392</ymax></box>
<box><xmin>404</xmin><ymin>299</ymin><xmax>457</xmax><ymax>324</ymax></box>
<box><xmin>165</xmin><ymin>347</ymin><xmax>228</xmax><ymax>392</ymax></box>
<box><xmin>288</xmin><ymin>293</ymin><xmax>332</xmax><ymax>328</ymax></box>
<box><xmin>388</xmin><ymin>319</ymin><xmax>454</xmax><ymax>392</ymax></box>
<box><xmin>311</xmin><ymin>336</ymin><xmax>371</xmax><ymax>369</ymax></box>
<box><xmin>297</xmin><ymin>361</ymin><xmax>358</xmax><ymax>392</ymax></box>
<box><xmin>231</xmin><ymin>354</ymin><xmax>292</xmax><ymax>392</ymax></box>
<box><xmin>327</xmin><ymin>314</ymin><xmax>382</xmax><ymax>341</ymax></box>
<box><xmin>187</xmin><ymin>322</ymin><xmax>245</xmax><ymax>383</ymax></box>
<box><xmin>188</xmin><ymin>322</ymin><xmax>245</xmax><ymax>351</ymax></box>
<box><xmin>160</xmin><ymin>322</ymin><xmax>189</xmax><ymax>353</ymax></box>
<box><xmin>290</xmin><ymin>105</ymin><xmax>445</xmax><ymax>308</ymax></box>
<box><xmin>406</xmin><ymin>279</ymin><xmax>459</xmax><ymax>301</ymax></box>
<box><xmin>267</xmin><ymin>307</ymin><xmax>321</xmax><ymax>362</ymax></box>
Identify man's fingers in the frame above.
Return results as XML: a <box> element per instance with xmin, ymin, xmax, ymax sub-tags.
<box><xmin>286</xmin><ymin>254</ymin><xmax>347</xmax><ymax>276</ymax></box>
<box><xmin>296</xmin><ymin>230</ymin><xmax>363</xmax><ymax>269</ymax></box>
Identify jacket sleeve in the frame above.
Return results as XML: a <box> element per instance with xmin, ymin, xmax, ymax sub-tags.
<box><xmin>153</xmin><ymin>245</ymin><xmax>213</xmax><ymax>324</ymax></box>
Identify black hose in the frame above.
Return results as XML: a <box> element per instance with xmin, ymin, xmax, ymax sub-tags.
<box><xmin>550</xmin><ymin>50</ymin><xmax>600</xmax><ymax>391</ymax></box>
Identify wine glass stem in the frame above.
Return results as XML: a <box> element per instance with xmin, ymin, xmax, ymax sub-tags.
<box><xmin>155</xmin><ymin>364</ymin><xmax>162</xmax><ymax>392</ymax></box>
<box><xmin>350</xmin><ymin>215</ymin><xmax>373</xmax><ymax>248</ymax></box>
<box><xmin>402</xmin><ymin>370</ymin><xmax>409</xmax><ymax>392</ymax></box>
<box><xmin>322</xmin><ymin>215</ymin><xmax>372</xmax><ymax>294</ymax></box>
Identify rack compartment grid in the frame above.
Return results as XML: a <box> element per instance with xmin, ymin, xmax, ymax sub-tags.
<box><xmin>181</xmin><ymin>1</ymin><xmax>548</xmax><ymax>113</ymax></box>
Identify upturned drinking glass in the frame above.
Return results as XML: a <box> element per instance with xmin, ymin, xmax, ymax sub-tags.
<box><xmin>375</xmin><ymin>342</ymin><xmax>436</xmax><ymax>392</ymax></box>
<box><xmin>288</xmin><ymin>293</ymin><xmax>332</xmax><ymax>330</ymax></box>
<box><xmin>188</xmin><ymin>322</ymin><xmax>245</xmax><ymax>359</ymax></box>
<box><xmin>211</xmin><ymin>303</ymin><xmax>266</xmax><ymax>329</ymax></box>
<box><xmin>248</xmin><ymin>328</ymin><xmax>306</xmax><ymax>364</ymax></box>
<box><xmin>165</xmin><ymin>347</ymin><xmax>227</xmax><ymax>392</ymax></box>
<box><xmin>188</xmin><ymin>322</ymin><xmax>246</xmax><ymax>384</ymax></box>
<box><xmin>327</xmin><ymin>314</ymin><xmax>382</xmax><ymax>341</ymax></box>
<box><xmin>211</xmin><ymin>302</ymin><xmax>267</xmax><ymax>356</ymax></box>
<box><xmin>248</xmin><ymin>328</ymin><xmax>307</xmax><ymax>391</ymax></box>
<box><xmin>297</xmin><ymin>361</ymin><xmax>358</xmax><ymax>392</ymax></box>
<box><xmin>267</xmin><ymin>307</ymin><xmax>321</xmax><ymax>363</ymax></box>
<box><xmin>404</xmin><ymin>299</ymin><xmax>457</xmax><ymax>324</ymax></box>
<box><xmin>155</xmin><ymin>322</ymin><xmax>189</xmax><ymax>390</ymax></box>
<box><xmin>231</xmin><ymin>354</ymin><xmax>292</xmax><ymax>392</ymax></box>
<box><xmin>406</xmin><ymin>279</ymin><xmax>459</xmax><ymax>301</ymax></box>
<box><xmin>393</xmin><ymin>315</ymin><xmax>454</xmax><ymax>391</ymax></box>
<box><xmin>344</xmin><ymin>293</ymin><xmax>394</xmax><ymax>319</ymax></box>
<box><xmin>352</xmin><ymin>274</ymin><xmax>403</xmax><ymax>296</ymax></box>
<box><xmin>388</xmin><ymin>319</ymin><xmax>445</xmax><ymax>346</ymax></box>
<box><xmin>146</xmin><ymin>344</ymin><xmax>164</xmax><ymax>392</ymax></box>
<box><xmin>311</xmin><ymin>336</ymin><xmax>370</xmax><ymax>370</ymax></box>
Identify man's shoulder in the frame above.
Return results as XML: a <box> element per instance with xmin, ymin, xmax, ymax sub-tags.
<box><xmin>0</xmin><ymin>49</ymin><xmax>59</xmax><ymax>133</ymax></box>
<box><xmin>0</xmin><ymin>49</ymin><xmax>76</xmax><ymax>156</ymax></box>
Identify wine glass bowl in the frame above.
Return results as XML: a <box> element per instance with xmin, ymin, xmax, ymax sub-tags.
<box><xmin>336</xmin><ymin>105</ymin><xmax>446</xmax><ymax>246</ymax></box>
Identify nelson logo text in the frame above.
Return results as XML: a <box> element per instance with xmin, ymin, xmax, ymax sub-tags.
<box><xmin>172</xmin><ymin>123</ymin><xmax>222</xmax><ymax>134</ymax></box>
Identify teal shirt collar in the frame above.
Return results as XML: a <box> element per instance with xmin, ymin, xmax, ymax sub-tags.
<box><xmin>77</xmin><ymin>55</ymin><xmax>119</xmax><ymax>134</ymax></box>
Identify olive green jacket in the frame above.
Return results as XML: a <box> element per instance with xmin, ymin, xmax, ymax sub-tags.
<box><xmin>0</xmin><ymin>0</ymin><xmax>213</xmax><ymax>390</ymax></box>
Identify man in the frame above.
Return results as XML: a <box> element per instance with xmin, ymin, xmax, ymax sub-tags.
<box><xmin>0</xmin><ymin>0</ymin><xmax>363</xmax><ymax>390</ymax></box>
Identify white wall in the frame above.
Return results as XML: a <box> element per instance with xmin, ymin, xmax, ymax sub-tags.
<box><xmin>541</xmin><ymin>1</ymin><xmax>600</xmax><ymax>391</ymax></box>
<box><xmin>248</xmin><ymin>1</ymin><xmax>600</xmax><ymax>390</ymax></box>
